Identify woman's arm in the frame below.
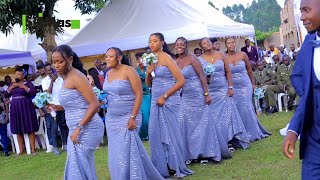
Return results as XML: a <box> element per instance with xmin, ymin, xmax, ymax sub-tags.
<box><xmin>223</xmin><ymin>54</ymin><xmax>233</xmax><ymax>87</ymax></box>
<box><xmin>242</xmin><ymin>52</ymin><xmax>255</xmax><ymax>86</ymax></box>
<box><xmin>127</xmin><ymin>67</ymin><xmax>143</xmax><ymax>118</ymax></box>
<box><xmin>145</xmin><ymin>65</ymin><xmax>154</xmax><ymax>87</ymax></box>
<box><xmin>74</xmin><ymin>72</ymin><xmax>100</xmax><ymax>127</ymax></box>
<box><xmin>190</xmin><ymin>54</ymin><xmax>209</xmax><ymax>94</ymax></box>
<box><xmin>163</xmin><ymin>55</ymin><xmax>185</xmax><ymax>97</ymax></box>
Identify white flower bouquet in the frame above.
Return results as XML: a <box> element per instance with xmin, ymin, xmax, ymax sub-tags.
<box><xmin>141</xmin><ymin>53</ymin><xmax>158</xmax><ymax>66</ymax></box>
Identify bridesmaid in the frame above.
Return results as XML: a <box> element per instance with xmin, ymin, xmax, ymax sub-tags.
<box><xmin>49</xmin><ymin>45</ymin><xmax>104</xmax><ymax>179</ymax></box>
<box><xmin>135</xmin><ymin>52</ymin><xmax>151</xmax><ymax>140</ymax></box>
<box><xmin>103</xmin><ymin>47</ymin><xmax>164</xmax><ymax>180</ymax></box>
<box><xmin>174</xmin><ymin>37</ymin><xmax>223</xmax><ymax>163</ymax></box>
<box><xmin>146</xmin><ymin>33</ymin><xmax>193</xmax><ymax>178</ymax></box>
<box><xmin>225</xmin><ymin>37</ymin><xmax>271</xmax><ymax>142</ymax></box>
<box><xmin>198</xmin><ymin>37</ymin><xmax>250</xmax><ymax>152</ymax></box>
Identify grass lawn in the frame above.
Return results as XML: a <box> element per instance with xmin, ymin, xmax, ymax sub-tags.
<box><xmin>0</xmin><ymin>112</ymin><xmax>301</xmax><ymax>180</ymax></box>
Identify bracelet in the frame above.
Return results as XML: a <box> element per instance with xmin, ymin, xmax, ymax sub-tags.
<box><xmin>228</xmin><ymin>86</ymin><xmax>234</xmax><ymax>90</ymax></box>
<box><xmin>76</xmin><ymin>123</ymin><xmax>84</xmax><ymax>130</ymax></box>
<box><xmin>163</xmin><ymin>93</ymin><xmax>168</xmax><ymax>99</ymax></box>
<box><xmin>130</xmin><ymin>115</ymin><xmax>136</xmax><ymax>120</ymax></box>
<box><xmin>203</xmin><ymin>92</ymin><xmax>209</xmax><ymax>96</ymax></box>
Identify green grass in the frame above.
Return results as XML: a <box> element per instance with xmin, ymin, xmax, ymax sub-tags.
<box><xmin>0</xmin><ymin>112</ymin><xmax>301</xmax><ymax>180</ymax></box>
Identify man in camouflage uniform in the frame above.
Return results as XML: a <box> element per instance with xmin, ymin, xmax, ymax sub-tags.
<box><xmin>272</xmin><ymin>54</ymin><xmax>281</xmax><ymax>73</ymax></box>
<box><xmin>254</xmin><ymin>61</ymin><xmax>276</xmax><ymax>113</ymax></box>
<box><xmin>265</xmin><ymin>55</ymin><xmax>296</xmax><ymax>114</ymax></box>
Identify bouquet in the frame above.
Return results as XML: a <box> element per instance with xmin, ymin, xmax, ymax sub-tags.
<box><xmin>254</xmin><ymin>87</ymin><xmax>265</xmax><ymax>100</ymax></box>
<box><xmin>93</xmin><ymin>87</ymin><xmax>108</xmax><ymax>109</ymax></box>
<box><xmin>32</xmin><ymin>92</ymin><xmax>56</xmax><ymax>117</ymax></box>
<box><xmin>203</xmin><ymin>65</ymin><xmax>215</xmax><ymax>85</ymax></box>
<box><xmin>141</xmin><ymin>53</ymin><xmax>158</xmax><ymax>65</ymax></box>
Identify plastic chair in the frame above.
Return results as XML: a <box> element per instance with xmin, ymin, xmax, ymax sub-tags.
<box><xmin>277</xmin><ymin>93</ymin><xmax>288</xmax><ymax>112</ymax></box>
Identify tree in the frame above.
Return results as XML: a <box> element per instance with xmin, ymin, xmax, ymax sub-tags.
<box><xmin>222</xmin><ymin>0</ymin><xmax>281</xmax><ymax>32</ymax></box>
<box><xmin>0</xmin><ymin>0</ymin><xmax>108</xmax><ymax>61</ymax></box>
<box><xmin>208</xmin><ymin>1</ymin><xmax>219</xmax><ymax>11</ymax></box>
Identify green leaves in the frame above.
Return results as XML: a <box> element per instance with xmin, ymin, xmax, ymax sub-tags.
<box><xmin>221</xmin><ymin>0</ymin><xmax>281</xmax><ymax>32</ymax></box>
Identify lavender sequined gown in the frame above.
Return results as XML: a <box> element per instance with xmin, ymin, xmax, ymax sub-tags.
<box><xmin>149</xmin><ymin>66</ymin><xmax>193</xmax><ymax>178</ymax></box>
<box><xmin>229</xmin><ymin>60</ymin><xmax>271</xmax><ymax>141</ymax></box>
<box><xmin>103</xmin><ymin>79</ymin><xmax>164</xmax><ymax>180</ymax></box>
<box><xmin>59</xmin><ymin>88</ymin><xmax>104</xmax><ymax>180</ymax></box>
<box><xmin>178</xmin><ymin>65</ymin><xmax>222</xmax><ymax>161</ymax></box>
<box><xmin>199</xmin><ymin>58</ymin><xmax>250</xmax><ymax>150</ymax></box>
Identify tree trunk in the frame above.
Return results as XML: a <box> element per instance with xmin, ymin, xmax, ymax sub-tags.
<box><xmin>39</xmin><ymin>25</ymin><xmax>57</xmax><ymax>63</ymax></box>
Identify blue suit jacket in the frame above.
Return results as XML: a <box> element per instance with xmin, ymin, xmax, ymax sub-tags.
<box><xmin>288</xmin><ymin>33</ymin><xmax>317</xmax><ymax>159</ymax></box>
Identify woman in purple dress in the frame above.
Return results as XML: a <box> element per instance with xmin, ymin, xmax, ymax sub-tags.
<box><xmin>225</xmin><ymin>37</ymin><xmax>271</xmax><ymax>141</ymax></box>
<box><xmin>6</xmin><ymin>67</ymin><xmax>38</xmax><ymax>155</ymax></box>
<box><xmin>146</xmin><ymin>33</ymin><xmax>193</xmax><ymax>178</ymax></box>
<box><xmin>175</xmin><ymin>37</ymin><xmax>224</xmax><ymax>163</ymax></box>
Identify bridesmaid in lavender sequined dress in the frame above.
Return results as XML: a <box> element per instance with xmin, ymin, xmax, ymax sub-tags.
<box><xmin>175</xmin><ymin>37</ymin><xmax>223</xmax><ymax>162</ymax></box>
<box><xmin>225</xmin><ymin>37</ymin><xmax>271</xmax><ymax>142</ymax></box>
<box><xmin>104</xmin><ymin>47</ymin><xmax>164</xmax><ymax>180</ymax></box>
<box><xmin>146</xmin><ymin>33</ymin><xmax>193</xmax><ymax>178</ymax></box>
<box><xmin>50</xmin><ymin>45</ymin><xmax>104</xmax><ymax>179</ymax></box>
<box><xmin>198</xmin><ymin>37</ymin><xmax>250</xmax><ymax>152</ymax></box>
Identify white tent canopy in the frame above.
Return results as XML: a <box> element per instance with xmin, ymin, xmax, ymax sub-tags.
<box><xmin>67</xmin><ymin>0</ymin><xmax>255</xmax><ymax>57</ymax></box>
<box><xmin>0</xmin><ymin>49</ymin><xmax>35</xmax><ymax>67</ymax></box>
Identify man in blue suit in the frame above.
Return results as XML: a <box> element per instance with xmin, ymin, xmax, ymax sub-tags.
<box><xmin>282</xmin><ymin>0</ymin><xmax>320</xmax><ymax>179</ymax></box>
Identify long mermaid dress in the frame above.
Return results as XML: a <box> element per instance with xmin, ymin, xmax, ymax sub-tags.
<box><xmin>178</xmin><ymin>65</ymin><xmax>222</xmax><ymax>161</ymax></box>
<box><xmin>103</xmin><ymin>79</ymin><xmax>164</xmax><ymax>180</ymax></box>
<box><xmin>199</xmin><ymin>58</ymin><xmax>250</xmax><ymax>150</ymax></box>
<box><xmin>229</xmin><ymin>60</ymin><xmax>271</xmax><ymax>142</ymax></box>
<box><xmin>59</xmin><ymin>88</ymin><xmax>104</xmax><ymax>180</ymax></box>
<box><xmin>149</xmin><ymin>65</ymin><xmax>193</xmax><ymax>178</ymax></box>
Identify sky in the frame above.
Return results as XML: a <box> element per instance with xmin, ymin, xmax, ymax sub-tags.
<box><xmin>211</xmin><ymin>0</ymin><xmax>286</xmax><ymax>10</ymax></box>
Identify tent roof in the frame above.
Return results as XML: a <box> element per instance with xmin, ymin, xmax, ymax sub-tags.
<box><xmin>67</xmin><ymin>0</ymin><xmax>255</xmax><ymax>57</ymax></box>
<box><xmin>0</xmin><ymin>49</ymin><xmax>35</xmax><ymax>67</ymax></box>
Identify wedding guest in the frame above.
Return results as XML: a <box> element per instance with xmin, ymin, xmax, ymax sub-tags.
<box><xmin>198</xmin><ymin>37</ymin><xmax>250</xmax><ymax>153</ymax></box>
<box><xmin>42</xmin><ymin>63</ymin><xmax>69</xmax><ymax>154</ymax></box>
<box><xmin>225</xmin><ymin>37</ymin><xmax>271</xmax><ymax>142</ymax></box>
<box><xmin>135</xmin><ymin>52</ymin><xmax>151</xmax><ymax>140</ymax></box>
<box><xmin>49</xmin><ymin>45</ymin><xmax>104</xmax><ymax>179</ymax></box>
<box><xmin>103</xmin><ymin>47</ymin><xmax>164</xmax><ymax>179</ymax></box>
<box><xmin>5</xmin><ymin>67</ymin><xmax>38</xmax><ymax>155</ymax></box>
<box><xmin>175</xmin><ymin>37</ymin><xmax>223</xmax><ymax>163</ymax></box>
<box><xmin>146</xmin><ymin>32</ymin><xmax>193</xmax><ymax>178</ymax></box>
<box><xmin>0</xmin><ymin>96</ymin><xmax>9</xmax><ymax>156</ymax></box>
<box><xmin>241</xmin><ymin>39</ymin><xmax>259</xmax><ymax>69</ymax></box>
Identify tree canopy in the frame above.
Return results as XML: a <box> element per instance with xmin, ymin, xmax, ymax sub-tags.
<box><xmin>222</xmin><ymin>0</ymin><xmax>281</xmax><ymax>32</ymax></box>
<box><xmin>0</xmin><ymin>0</ymin><xmax>108</xmax><ymax>60</ymax></box>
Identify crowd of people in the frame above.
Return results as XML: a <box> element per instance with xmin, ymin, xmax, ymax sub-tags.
<box><xmin>0</xmin><ymin>31</ymin><xmax>276</xmax><ymax>179</ymax></box>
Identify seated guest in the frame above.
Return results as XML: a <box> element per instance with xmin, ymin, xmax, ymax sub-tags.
<box><xmin>265</xmin><ymin>55</ymin><xmax>296</xmax><ymax>114</ymax></box>
<box><xmin>272</xmin><ymin>54</ymin><xmax>281</xmax><ymax>73</ymax></box>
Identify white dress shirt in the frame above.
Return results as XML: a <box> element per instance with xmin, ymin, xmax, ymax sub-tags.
<box><xmin>314</xmin><ymin>33</ymin><xmax>320</xmax><ymax>80</ymax></box>
<box><xmin>42</xmin><ymin>76</ymin><xmax>63</xmax><ymax>105</ymax></box>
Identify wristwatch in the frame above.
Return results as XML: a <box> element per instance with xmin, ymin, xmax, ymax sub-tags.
<box><xmin>130</xmin><ymin>115</ymin><xmax>136</xmax><ymax>120</ymax></box>
<box><xmin>163</xmin><ymin>93</ymin><xmax>168</xmax><ymax>99</ymax></box>
<box><xmin>203</xmin><ymin>92</ymin><xmax>209</xmax><ymax>96</ymax></box>
<box><xmin>76</xmin><ymin>123</ymin><xmax>84</xmax><ymax>130</ymax></box>
<box><xmin>228</xmin><ymin>86</ymin><xmax>234</xmax><ymax>90</ymax></box>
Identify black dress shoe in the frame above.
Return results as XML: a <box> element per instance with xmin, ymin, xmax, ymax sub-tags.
<box><xmin>4</xmin><ymin>152</ymin><xmax>9</xmax><ymax>157</ymax></box>
<box><xmin>288</xmin><ymin>106</ymin><xmax>293</xmax><ymax>111</ymax></box>
<box><xmin>269</xmin><ymin>107</ymin><xmax>278</xmax><ymax>114</ymax></box>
